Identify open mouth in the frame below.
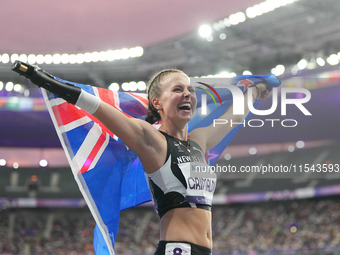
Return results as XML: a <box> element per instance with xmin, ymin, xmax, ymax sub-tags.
<box><xmin>178</xmin><ymin>103</ymin><xmax>191</xmax><ymax>111</ymax></box>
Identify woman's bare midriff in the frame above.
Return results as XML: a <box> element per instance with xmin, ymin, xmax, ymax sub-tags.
<box><xmin>160</xmin><ymin>207</ymin><xmax>212</xmax><ymax>249</ymax></box>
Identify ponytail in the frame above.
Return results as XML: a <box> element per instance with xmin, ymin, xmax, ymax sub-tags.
<box><xmin>145</xmin><ymin>101</ymin><xmax>160</xmax><ymax>124</ymax></box>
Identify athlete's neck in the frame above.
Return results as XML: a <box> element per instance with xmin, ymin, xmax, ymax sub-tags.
<box><xmin>159</xmin><ymin>124</ymin><xmax>188</xmax><ymax>141</ymax></box>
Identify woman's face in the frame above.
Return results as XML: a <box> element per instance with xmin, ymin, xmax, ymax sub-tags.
<box><xmin>154</xmin><ymin>72</ymin><xmax>197</xmax><ymax>124</ymax></box>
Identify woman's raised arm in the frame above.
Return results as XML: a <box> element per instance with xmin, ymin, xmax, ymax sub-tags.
<box><xmin>12</xmin><ymin>61</ymin><xmax>167</xmax><ymax>172</ymax></box>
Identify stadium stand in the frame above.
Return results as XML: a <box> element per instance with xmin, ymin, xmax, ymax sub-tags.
<box><xmin>1</xmin><ymin>197</ymin><xmax>340</xmax><ymax>255</ymax></box>
<box><xmin>0</xmin><ymin>142</ymin><xmax>339</xmax><ymax>255</ymax></box>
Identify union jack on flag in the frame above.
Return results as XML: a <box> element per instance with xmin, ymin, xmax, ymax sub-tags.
<box><xmin>42</xmin><ymin>74</ymin><xmax>280</xmax><ymax>254</ymax></box>
<box><xmin>43</xmin><ymin>82</ymin><xmax>152</xmax><ymax>255</ymax></box>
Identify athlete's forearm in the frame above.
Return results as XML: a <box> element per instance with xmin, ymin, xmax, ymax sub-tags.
<box><xmin>12</xmin><ymin>61</ymin><xmax>100</xmax><ymax>114</ymax></box>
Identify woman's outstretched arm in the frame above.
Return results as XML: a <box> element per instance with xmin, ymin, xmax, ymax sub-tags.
<box><xmin>190</xmin><ymin>83</ymin><xmax>270</xmax><ymax>153</ymax></box>
<box><xmin>12</xmin><ymin>61</ymin><xmax>167</xmax><ymax>172</ymax></box>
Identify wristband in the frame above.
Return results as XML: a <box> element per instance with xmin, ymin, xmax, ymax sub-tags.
<box><xmin>75</xmin><ymin>90</ymin><xmax>101</xmax><ymax>114</ymax></box>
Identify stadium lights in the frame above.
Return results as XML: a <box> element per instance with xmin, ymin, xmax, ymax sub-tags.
<box><xmin>3</xmin><ymin>49</ymin><xmax>339</xmax><ymax>95</ymax></box>
<box><xmin>296</xmin><ymin>140</ymin><xmax>305</xmax><ymax>149</ymax></box>
<box><xmin>306</xmin><ymin>59</ymin><xmax>318</xmax><ymax>70</ymax></box>
<box><xmin>119</xmin><ymin>81</ymin><xmax>147</xmax><ymax>92</ymax></box>
<box><xmin>2</xmin><ymin>50</ymin><xmax>339</xmax><ymax>95</ymax></box>
<box><xmin>108</xmin><ymin>81</ymin><xmax>146</xmax><ymax>92</ymax></box>
<box><xmin>36</xmin><ymin>54</ymin><xmax>44</xmax><ymax>64</ymax></box>
<box><xmin>287</xmin><ymin>145</ymin><xmax>295</xmax><ymax>152</ymax></box>
<box><xmin>13</xmin><ymin>84</ymin><xmax>22</xmax><ymax>92</ymax></box>
<box><xmin>39</xmin><ymin>159</ymin><xmax>48</xmax><ymax>168</ymax></box>
<box><xmin>249</xmin><ymin>147</ymin><xmax>258</xmax><ymax>155</ymax></box>
<box><xmin>271</xmin><ymin>64</ymin><xmax>285</xmax><ymax>76</ymax></box>
<box><xmin>224</xmin><ymin>153</ymin><xmax>232</xmax><ymax>160</ymax></box>
<box><xmin>0</xmin><ymin>46</ymin><xmax>144</xmax><ymax>65</ymax></box>
<box><xmin>198</xmin><ymin>24</ymin><xmax>213</xmax><ymax>38</ymax></box>
<box><xmin>229</xmin><ymin>12</ymin><xmax>246</xmax><ymax>25</ymax></box>
<box><xmin>129</xmin><ymin>82</ymin><xmax>138</xmax><ymax>91</ymax></box>
<box><xmin>0</xmin><ymin>159</ymin><xmax>6</xmax><ymax>166</ymax></box>
<box><xmin>213</xmin><ymin>21</ymin><xmax>224</xmax><ymax>31</ymax></box>
<box><xmin>5</xmin><ymin>82</ymin><xmax>14</xmax><ymax>92</ymax></box>
<box><xmin>326</xmin><ymin>54</ymin><xmax>340</xmax><ymax>66</ymax></box>
<box><xmin>137</xmin><ymin>81</ymin><xmax>147</xmax><ymax>91</ymax></box>
<box><xmin>200</xmin><ymin>0</ymin><xmax>300</xmax><ymax>41</ymax></box>
<box><xmin>0</xmin><ymin>81</ymin><xmax>23</xmax><ymax>92</ymax></box>
<box><xmin>246</xmin><ymin>0</ymin><xmax>299</xmax><ymax>19</ymax></box>
<box><xmin>28</xmin><ymin>54</ymin><xmax>36</xmax><ymax>64</ymax></box>
<box><xmin>219</xmin><ymin>33</ymin><xmax>227</xmax><ymax>40</ymax></box>
<box><xmin>0</xmin><ymin>80</ymin><xmax>148</xmax><ymax>94</ymax></box>
<box><xmin>316</xmin><ymin>57</ymin><xmax>326</xmax><ymax>67</ymax></box>
<box><xmin>289</xmin><ymin>51</ymin><xmax>340</xmax><ymax>74</ymax></box>
<box><xmin>206</xmin><ymin>36</ymin><xmax>214</xmax><ymax>42</ymax></box>
<box><xmin>19</xmin><ymin>54</ymin><xmax>28</xmax><ymax>63</ymax></box>
<box><xmin>207</xmin><ymin>71</ymin><xmax>236</xmax><ymax>78</ymax></box>
<box><xmin>109</xmin><ymin>83</ymin><xmax>120</xmax><ymax>92</ymax></box>
<box><xmin>121</xmin><ymin>82</ymin><xmax>130</xmax><ymax>91</ymax></box>
<box><xmin>223</xmin><ymin>18</ymin><xmax>231</xmax><ymax>28</ymax></box>
<box><xmin>243</xmin><ymin>70</ymin><xmax>252</xmax><ymax>75</ymax></box>
<box><xmin>297</xmin><ymin>59</ymin><xmax>307</xmax><ymax>70</ymax></box>
<box><xmin>1</xmin><ymin>54</ymin><xmax>10</xmax><ymax>63</ymax></box>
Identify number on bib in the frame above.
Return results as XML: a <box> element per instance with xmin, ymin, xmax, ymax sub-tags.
<box><xmin>173</xmin><ymin>248</ymin><xmax>183</xmax><ymax>255</ymax></box>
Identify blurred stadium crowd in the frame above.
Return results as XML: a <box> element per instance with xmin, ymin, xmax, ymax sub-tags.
<box><xmin>1</xmin><ymin>197</ymin><xmax>340</xmax><ymax>255</ymax></box>
<box><xmin>1</xmin><ymin>142</ymin><xmax>340</xmax><ymax>255</ymax></box>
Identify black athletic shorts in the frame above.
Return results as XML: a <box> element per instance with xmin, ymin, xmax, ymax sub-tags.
<box><xmin>154</xmin><ymin>240</ymin><xmax>212</xmax><ymax>255</ymax></box>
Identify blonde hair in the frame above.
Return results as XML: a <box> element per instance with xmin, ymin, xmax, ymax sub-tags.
<box><xmin>145</xmin><ymin>69</ymin><xmax>185</xmax><ymax>124</ymax></box>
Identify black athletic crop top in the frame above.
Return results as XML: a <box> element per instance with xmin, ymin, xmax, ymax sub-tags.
<box><xmin>146</xmin><ymin>131</ymin><xmax>216</xmax><ymax>218</ymax></box>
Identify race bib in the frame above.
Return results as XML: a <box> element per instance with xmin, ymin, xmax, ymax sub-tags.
<box><xmin>165</xmin><ymin>242</ymin><xmax>191</xmax><ymax>255</ymax></box>
<box><xmin>178</xmin><ymin>162</ymin><xmax>216</xmax><ymax>205</ymax></box>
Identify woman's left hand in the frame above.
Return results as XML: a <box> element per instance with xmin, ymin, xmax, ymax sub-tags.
<box><xmin>255</xmin><ymin>83</ymin><xmax>271</xmax><ymax>100</ymax></box>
